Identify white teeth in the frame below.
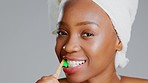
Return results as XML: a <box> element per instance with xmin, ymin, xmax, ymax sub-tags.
<box><xmin>68</xmin><ymin>60</ymin><xmax>86</xmax><ymax>68</ymax></box>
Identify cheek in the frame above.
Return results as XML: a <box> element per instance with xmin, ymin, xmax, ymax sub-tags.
<box><xmin>84</xmin><ymin>36</ymin><xmax>107</xmax><ymax>57</ymax></box>
<box><xmin>55</xmin><ymin>39</ymin><xmax>65</xmax><ymax>59</ymax></box>
<box><xmin>84</xmin><ymin>34</ymin><xmax>117</xmax><ymax>66</ymax></box>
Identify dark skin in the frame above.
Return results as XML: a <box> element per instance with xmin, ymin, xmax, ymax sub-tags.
<box><xmin>36</xmin><ymin>0</ymin><xmax>148</xmax><ymax>83</ymax></box>
<box><xmin>55</xmin><ymin>0</ymin><xmax>121</xmax><ymax>83</ymax></box>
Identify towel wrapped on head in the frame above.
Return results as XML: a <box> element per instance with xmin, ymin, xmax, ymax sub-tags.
<box><xmin>48</xmin><ymin>0</ymin><xmax>139</xmax><ymax>69</ymax></box>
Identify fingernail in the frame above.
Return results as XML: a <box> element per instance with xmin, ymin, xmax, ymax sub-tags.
<box><xmin>52</xmin><ymin>74</ymin><xmax>58</xmax><ymax>78</ymax></box>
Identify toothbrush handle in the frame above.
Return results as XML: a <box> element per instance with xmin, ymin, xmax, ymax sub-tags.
<box><xmin>55</xmin><ymin>59</ymin><xmax>64</xmax><ymax>78</ymax></box>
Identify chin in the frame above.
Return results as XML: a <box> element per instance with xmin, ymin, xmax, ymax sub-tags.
<box><xmin>66</xmin><ymin>74</ymin><xmax>89</xmax><ymax>83</ymax></box>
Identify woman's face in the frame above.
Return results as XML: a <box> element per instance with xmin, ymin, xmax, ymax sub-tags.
<box><xmin>55</xmin><ymin>0</ymin><xmax>122</xmax><ymax>82</ymax></box>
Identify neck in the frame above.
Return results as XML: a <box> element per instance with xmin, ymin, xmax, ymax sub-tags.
<box><xmin>83</xmin><ymin>62</ymin><xmax>121</xmax><ymax>83</ymax></box>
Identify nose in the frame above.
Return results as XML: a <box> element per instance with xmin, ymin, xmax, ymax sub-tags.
<box><xmin>63</xmin><ymin>36</ymin><xmax>81</xmax><ymax>53</ymax></box>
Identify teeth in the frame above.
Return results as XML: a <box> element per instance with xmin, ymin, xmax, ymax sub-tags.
<box><xmin>67</xmin><ymin>60</ymin><xmax>86</xmax><ymax>68</ymax></box>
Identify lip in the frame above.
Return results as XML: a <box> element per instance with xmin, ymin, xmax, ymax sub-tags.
<box><xmin>63</xmin><ymin>56</ymin><xmax>86</xmax><ymax>61</ymax></box>
<box><xmin>63</xmin><ymin>62</ymin><xmax>85</xmax><ymax>74</ymax></box>
<box><xmin>62</xmin><ymin>56</ymin><xmax>87</xmax><ymax>74</ymax></box>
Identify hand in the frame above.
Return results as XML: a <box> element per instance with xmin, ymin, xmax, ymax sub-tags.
<box><xmin>36</xmin><ymin>74</ymin><xmax>60</xmax><ymax>83</ymax></box>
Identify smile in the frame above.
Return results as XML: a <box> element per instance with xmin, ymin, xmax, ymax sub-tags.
<box><xmin>67</xmin><ymin>60</ymin><xmax>86</xmax><ymax>68</ymax></box>
<box><xmin>63</xmin><ymin>59</ymin><xmax>86</xmax><ymax>74</ymax></box>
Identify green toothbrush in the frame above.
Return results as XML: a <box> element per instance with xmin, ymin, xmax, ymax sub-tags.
<box><xmin>63</xmin><ymin>60</ymin><xmax>68</xmax><ymax>68</ymax></box>
<box><xmin>56</xmin><ymin>59</ymin><xmax>68</xmax><ymax>77</ymax></box>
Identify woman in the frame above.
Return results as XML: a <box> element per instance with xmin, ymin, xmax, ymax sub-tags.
<box><xmin>37</xmin><ymin>0</ymin><xmax>148</xmax><ymax>83</ymax></box>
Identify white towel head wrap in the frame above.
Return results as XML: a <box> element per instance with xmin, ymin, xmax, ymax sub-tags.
<box><xmin>48</xmin><ymin>0</ymin><xmax>139</xmax><ymax>69</ymax></box>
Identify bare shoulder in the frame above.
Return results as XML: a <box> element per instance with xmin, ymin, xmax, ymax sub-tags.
<box><xmin>121</xmin><ymin>76</ymin><xmax>148</xmax><ymax>83</ymax></box>
<box><xmin>58</xmin><ymin>78</ymin><xmax>69</xmax><ymax>83</ymax></box>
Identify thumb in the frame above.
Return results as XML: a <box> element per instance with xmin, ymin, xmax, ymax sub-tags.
<box><xmin>52</xmin><ymin>74</ymin><xmax>58</xmax><ymax>79</ymax></box>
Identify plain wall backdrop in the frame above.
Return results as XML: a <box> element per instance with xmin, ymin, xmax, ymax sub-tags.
<box><xmin>0</xmin><ymin>0</ymin><xmax>147</xmax><ymax>83</ymax></box>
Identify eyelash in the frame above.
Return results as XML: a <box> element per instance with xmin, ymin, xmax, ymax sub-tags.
<box><xmin>57</xmin><ymin>30</ymin><xmax>68</xmax><ymax>36</ymax></box>
<box><xmin>82</xmin><ymin>32</ymin><xmax>94</xmax><ymax>37</ymax></box>
<box><xmin>56</xmin><ymin>30</ymin><xmax>94</xmax><ymax>38</ymax></box>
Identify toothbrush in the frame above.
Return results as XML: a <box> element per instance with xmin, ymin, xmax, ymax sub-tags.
<box><xmin>55</xmin><ymin>59</ymin><xmax>68</xmax><ymax>77</ymax></box>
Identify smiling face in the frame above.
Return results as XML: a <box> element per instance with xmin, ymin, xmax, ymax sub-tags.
<box><xmin>55</xmin><ymin>0</ymin><xmax>122</xmax><ymax>82</ymax></box>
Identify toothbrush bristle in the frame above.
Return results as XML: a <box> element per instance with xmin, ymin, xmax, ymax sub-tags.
<box><xmin>63</xmin><ymin>60</ymin><xmax>68</xmax><ymax>68</ymax></box>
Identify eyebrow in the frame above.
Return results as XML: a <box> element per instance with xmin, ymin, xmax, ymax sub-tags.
<box><xmin>58</xmin><ymin>21</ymin><xmax>99</xmax><ymax>28</ymax></box>
<box><xmin>58</xmin><ymin>21</ymin><xmax>68</xmax><ymax>27</ymax></box>
<box><xmin>75</xmin><ymin>21</ymin><xmax>99</xmax><ymax>27</ymax></box>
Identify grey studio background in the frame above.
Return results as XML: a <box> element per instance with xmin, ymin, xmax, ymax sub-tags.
<box><xmin>0</xmin><ymin>0</ymin><xmax>147</xmax><ymax>83</ymax></box>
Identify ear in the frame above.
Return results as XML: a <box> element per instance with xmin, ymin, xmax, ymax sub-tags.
<box><xmin>116</xmin><ymin>38</ymin><xmax>123</xmax><ymax>51</ymax></box>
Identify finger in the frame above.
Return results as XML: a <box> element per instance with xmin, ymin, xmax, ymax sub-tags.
<box><xmin>51</xmin><ymin>74</ymin><xmax>58</xmax><ymax>79</ymax></box>
<box><xmin>36</xmin><ymin>78</ymin><xmax>59</xmax><ymax>83</ymax></box>
<box><xmin>36</xmin><ymin>75</ymin><xmax>59</xmax><ymax>83</ymax></box>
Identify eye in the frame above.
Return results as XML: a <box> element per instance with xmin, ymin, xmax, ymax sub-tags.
<box><xmin>82</xmin><ymin>32</ymin><xmax>94</xmax><ymax>37</ymax></box>
<box><xmin>57</xmin><ymin>30</ymin><xmax>68</xmax><ymax>36</ymax></box>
